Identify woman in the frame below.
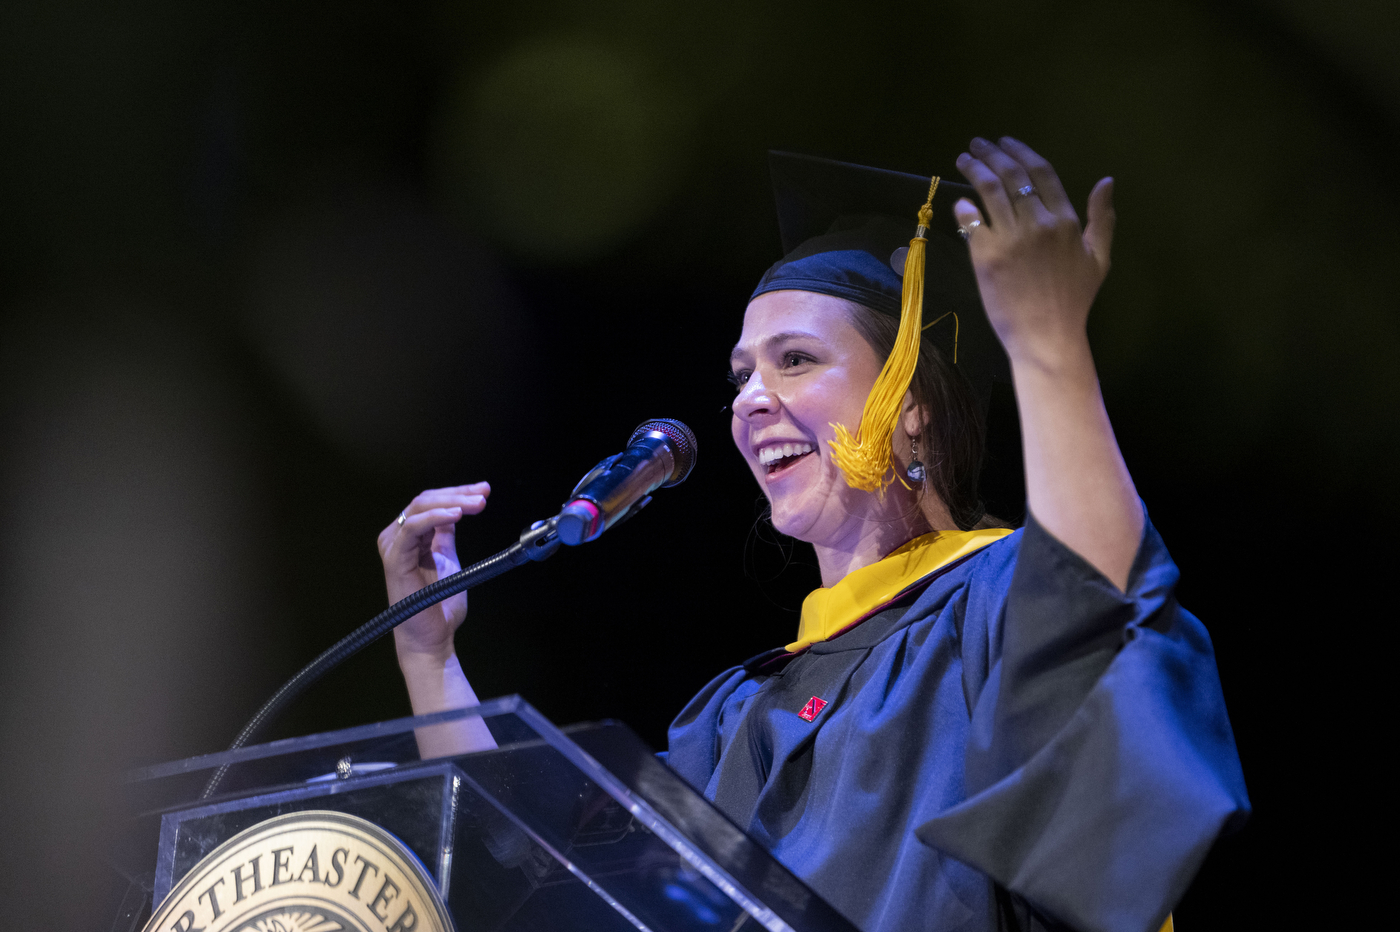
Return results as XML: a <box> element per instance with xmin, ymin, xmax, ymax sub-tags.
<box><xmin>378</xmin><ymin>138</ymin><xmax>1248</xmax><ymax>932</ymax></box>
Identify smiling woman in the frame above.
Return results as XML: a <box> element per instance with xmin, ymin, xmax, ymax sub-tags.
<box><xmin>729</xmin><ymin>291</ymin><xmax>999</xmax><ymax>586</ymax></box>
<box><xmin>729</xmin><ymin>291</ymin><xmax>965</xmax><ymax>585</ymax></box>
<box><xmin>382</xmin><ymin>142</ymin><xmax>1249</xmax><ymax>932</ymax></box>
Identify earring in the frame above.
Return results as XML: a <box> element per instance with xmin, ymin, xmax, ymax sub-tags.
<box><xmin>907</xmin><ymin>435</ymin><xmax>926</xmax><ymax>482</ymax></box>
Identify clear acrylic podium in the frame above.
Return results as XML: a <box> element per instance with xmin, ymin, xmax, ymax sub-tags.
<box><xmin>118</xmin><ymin>697</ymin><xmax>860</xmax><ymax>932</ymax></box>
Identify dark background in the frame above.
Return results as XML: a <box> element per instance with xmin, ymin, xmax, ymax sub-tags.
<box><xmin>0</xmin><ymin>0</ymin><xmax>1393</xmax><ymax>927</ymax></box>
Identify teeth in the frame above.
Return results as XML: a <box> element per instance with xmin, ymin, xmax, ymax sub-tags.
<box><xmin>757</xmin><ymin>442</ymin><xmax>813</xmax><ymax>466</ymax></box>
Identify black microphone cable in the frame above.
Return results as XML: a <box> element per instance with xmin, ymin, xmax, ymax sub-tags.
<box><xmin>198</xmin><ymin>418</ymin><xmax>697</xmax><ymax>800</ymax></box>
<box><xmin>199</xmin><ymin>520</ymin><xmax>561</xmax><ymax>799</ymax></box>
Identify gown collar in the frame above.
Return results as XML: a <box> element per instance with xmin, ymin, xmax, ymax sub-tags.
<box><xmin>787</xmin><ymin>528</ymin><xmax>1013</xmax><ymax>653</ymax></box>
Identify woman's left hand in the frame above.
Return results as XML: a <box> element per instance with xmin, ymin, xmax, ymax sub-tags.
<box><xmin>953</xmin><ymin>137</ymin><xmax>1115</xmax><ymax>367</ymax></box>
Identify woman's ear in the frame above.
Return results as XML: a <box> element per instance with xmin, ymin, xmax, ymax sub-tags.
<box><xmin>899</xmin><ymin>390</ymin><xmax>928</xmax><ymax>440</ymax></box>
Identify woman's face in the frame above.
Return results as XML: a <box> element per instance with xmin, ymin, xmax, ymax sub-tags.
<box><xmin>729</xmin><ymin>290</ymin><xmax>897</xmax><ymax>546</ymax></box>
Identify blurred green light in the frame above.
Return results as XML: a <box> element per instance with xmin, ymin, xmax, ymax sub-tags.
<box><xmin>436</xmin><ymin>36</ymin><xmax>690</xmax><ymax>262</ymax></box>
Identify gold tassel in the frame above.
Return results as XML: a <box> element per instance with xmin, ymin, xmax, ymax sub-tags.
<box><xmin>828</xmin><ymin>175</ymin><xmax>939</xmax><ymax>494</ymax></box>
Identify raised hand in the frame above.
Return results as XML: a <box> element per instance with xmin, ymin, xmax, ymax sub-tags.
<box><xmin>377</xmin><ymin>482</ymin><xmax>490</xmax><ymax>663</ymax></box>
<box><xmin>954</xmin><ymin>137</ymin><xmax>1141</xmax><ymax>591</ymax></box>
<box><xmin>379</xmin><ymin>482</ymin><xmax>497</xmax><ymax>756</ymax></box>
<box><xmin>953</xmin><ymin>136</ymin><xmax>1114</xmax><ymax>368</ymax></box>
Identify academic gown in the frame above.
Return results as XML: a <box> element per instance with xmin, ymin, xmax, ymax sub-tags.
<box><xmin>664</xmin><ymin>513</ymin><xmax>1249</xmax><ymax>932</ymax></box>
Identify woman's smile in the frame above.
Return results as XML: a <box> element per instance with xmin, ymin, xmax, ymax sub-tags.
<box><xmin>756</xmin><ymin>441</ymin><xmax>816</xmax><ymax>475</ymax></box>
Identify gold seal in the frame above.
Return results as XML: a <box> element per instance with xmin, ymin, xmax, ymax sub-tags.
<box><xmin>143</xmin><ymin>810</ymin><xmax>454</xmax><ymax>932</ymax></box>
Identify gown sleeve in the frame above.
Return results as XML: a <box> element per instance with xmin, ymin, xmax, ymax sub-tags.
<box><xmin>915</xmin><ymin>511</ymin><xmax>1250</xmax><ymax>932</ymax></box>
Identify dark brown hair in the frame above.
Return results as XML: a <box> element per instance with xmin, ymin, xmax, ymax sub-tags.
<box><xmin>846</xmin><ymin>303</ymin><xmax>1005</xmax><ymax>531</ymax></box>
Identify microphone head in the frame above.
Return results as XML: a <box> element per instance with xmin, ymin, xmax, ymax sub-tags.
<box><xmin>630</xmin><ymin>418</ymin><xmax>698</xmax><ymax>487</ymax></box>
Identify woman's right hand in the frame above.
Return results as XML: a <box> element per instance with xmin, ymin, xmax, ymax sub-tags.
<box><xmin>378</xmin><ymin>483</ymin><xmax>498</xmax><ymax>756</ymax></box>
<box><xmin>377</xmin><ymin>482</ymin><xmax>491</xmax><ymax>664</ymax></box>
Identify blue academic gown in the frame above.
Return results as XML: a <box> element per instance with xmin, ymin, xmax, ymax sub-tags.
<box><xmin>664</xmin><ymin>514</ymin><xmax>1249</xmax><ymax>932</ymax></box>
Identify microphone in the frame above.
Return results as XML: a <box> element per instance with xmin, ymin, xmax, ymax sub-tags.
<box><xmin>555</xmin><ymin>418</ymin><xmax>698</xmax><ymax>546</ymax></box>
<box><xmin>198</xmin><ymin>419</ymin><xmax>694</xmax><ymax>799</ymax></box>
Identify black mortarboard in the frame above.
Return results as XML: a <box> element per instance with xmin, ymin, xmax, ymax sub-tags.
<box><xmin>751</xmin><ymin>151</ymin><xmax>1010</xmax><ymax>416</ymax></box>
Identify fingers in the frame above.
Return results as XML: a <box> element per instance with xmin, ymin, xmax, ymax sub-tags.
<box><xmin>399</xmin><ymin>507</ymin><xmax>465</xmax><ymax>539</ymax></box>
<box><xmin>1083</xmin><ymin>177</ymin><xmax>1116</xmax><ymax>273</ymax></box>
<box><xmin>379</xmin><ymin>483</ymin><xmax>491</xmax><ymax>553</ymax></box>
<box><xmin>953</xmin><ymin>198</ymin><xmax>985</xmax><ymax>244</ymax></box>
<box><xmin>404</xmin><ymin>484</ymin><xmax>489</xmax><ymax>519</ymax></box>
<box><xmin>996</xmin><ymin>137</ymin><xmax>1073</xmax><ymax>216</ymax></box>
<box><xmin>969</xmin><ymin>137</ymin><xmax>1054</xmax><ymax>222</ymax></box>
<box><xmin>433</xmin><ymin>481</ymin><xmax>491</xmax><ymax>497</ymax></box>
<box><xmin>407</xmin><ymin>488</ymin><xmax>489</xmax><ymax>517</ymax></box>
<box><xmin>956</xmin><ymin>151</ymin><xmax>1015</xmax><ymax>229</ymax></box>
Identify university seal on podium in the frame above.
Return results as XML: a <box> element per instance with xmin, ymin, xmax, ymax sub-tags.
<box><xmin>142</xmin><ymin>810</ymin><xmax>453</xmax><ymax>932</ymax></box>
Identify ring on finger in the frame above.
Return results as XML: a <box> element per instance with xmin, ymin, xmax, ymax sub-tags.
<box><xmin>957</xmin><ymin>219</ymin><xmax>982</xmax><ymax>241</ymax></box>
<box><xmin>1013</xmin><ymin>184</ymin><xmax>1037</xmax><ymax>199</ymax></box>
<box><xmin>397</xmin><ymin>511</ymin><xmax>407</xmax><ymax>527</ymax></box>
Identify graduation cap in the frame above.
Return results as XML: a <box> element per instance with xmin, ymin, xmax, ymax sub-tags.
<box><xmin>751</xmin><ymin>151</ymin><xmax>1010</xmax><ymax>494</ymax></box>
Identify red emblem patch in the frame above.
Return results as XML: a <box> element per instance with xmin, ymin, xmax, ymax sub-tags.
<box><xmin>798</xmin><ymin>696</ymin><xmax>827</xmax><ymax>722</ymax></box>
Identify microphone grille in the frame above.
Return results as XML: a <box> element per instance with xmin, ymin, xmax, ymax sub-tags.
<box><xmin>630</xmin><ymin>418</ymin><xmax>698</xmax><ymax>487</ymax></box>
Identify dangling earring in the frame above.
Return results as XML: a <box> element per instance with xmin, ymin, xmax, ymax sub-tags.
<box><xmin>907</xmin><ymin>435</ymin><xmax>926</xmax><ymax>482</ymax></box>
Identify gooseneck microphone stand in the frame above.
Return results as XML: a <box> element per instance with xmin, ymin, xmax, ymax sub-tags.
<box><xmin>199</xmin><ymin>517</ymin><xmax>563</xmax><ymax>799</ymax></box>
<box><xmin>199</xmin><ymin>416</ymin><xmax>698</xmax><ymax>801</ymax></box>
